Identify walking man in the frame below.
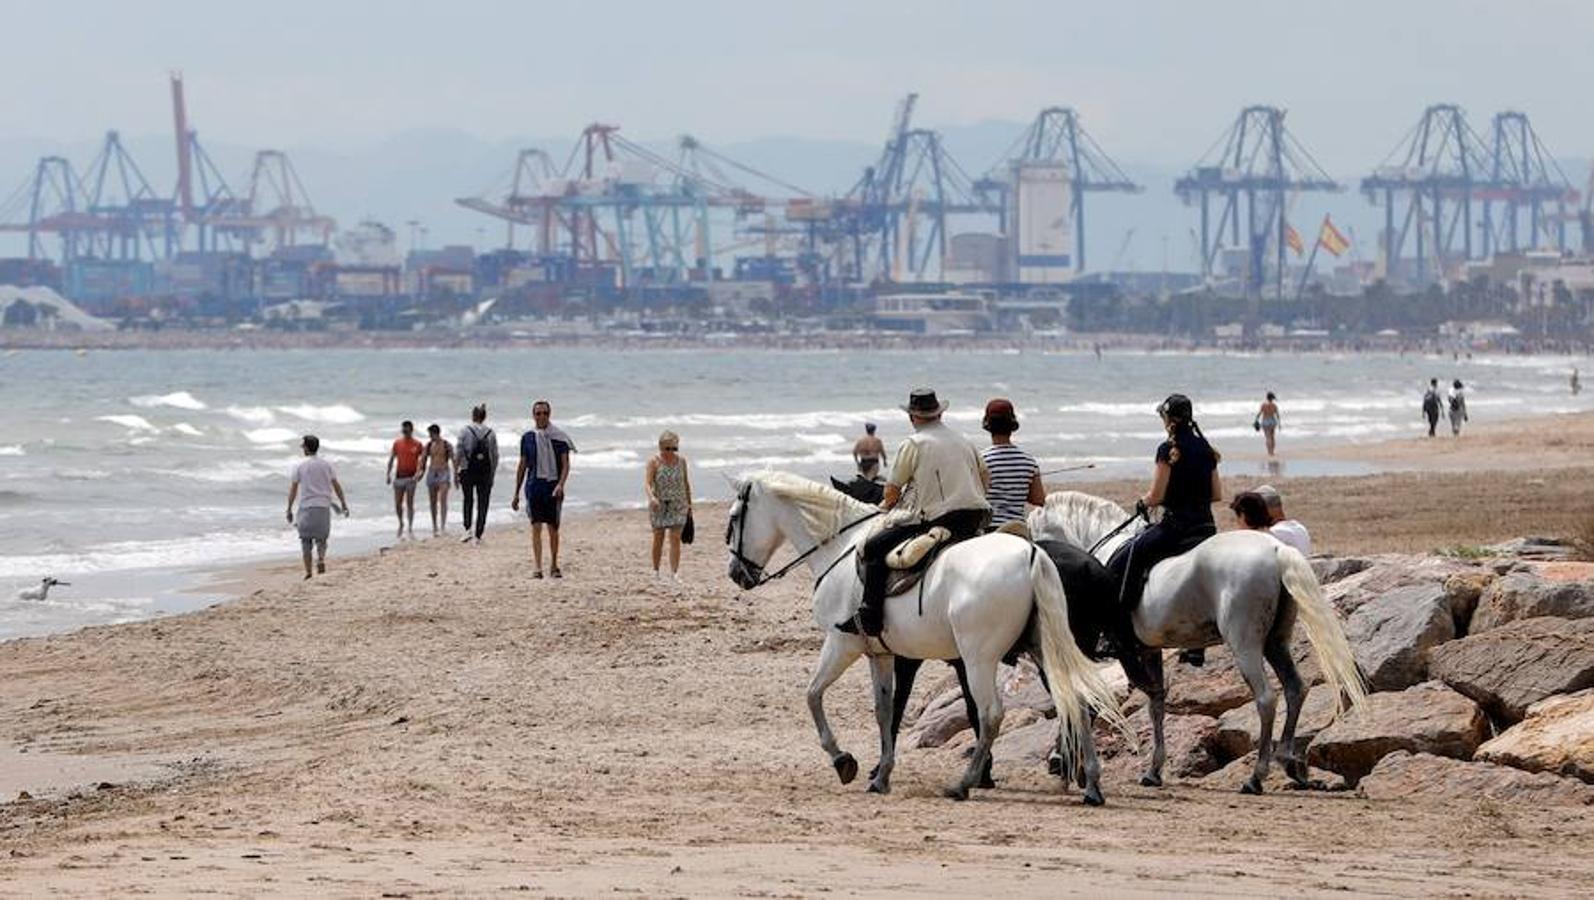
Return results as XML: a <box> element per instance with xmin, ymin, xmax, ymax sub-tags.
<box><xmin>286</xmin><ymin>434</ymin><xmax>349</xmax><ymax>579</ymax></box>
<box><xmin>386</xmin><ymin>420</ymin><xmax>424</xmax><ymax>539</ymax></box>
<box><xmin>980</xmin><ymin>398</ymin><xmax>1043</xmax><ymax>529</ymax></box>
<box><xmin>421</xmin><ymin>423</ymin><xmax>453</xmax><ymax>537</ymax></box>
<box><xmin>1422</xmin><ymin>378</ymin><xmax>1442</xmax><ymax>437</ymax></box>
<box><xmin>456</xmin><ymin>404</ymin><xmax>499</xmax><ymax>543</ymax></box>
<box><xmin>511</xmin><ymin>399</ymin><xmax>576</xmax><ymax>578</ymax></box>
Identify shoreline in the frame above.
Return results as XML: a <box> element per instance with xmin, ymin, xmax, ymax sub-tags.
<box><xmin>6</xmin><ymin>324</ymin><xmax>1594</xmax><ymax>354</ymax></box>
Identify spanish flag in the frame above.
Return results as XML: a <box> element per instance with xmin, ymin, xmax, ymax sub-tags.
<box><xmin>1318</xmin><ymin>216</ymin><xmax>1351</xmax><ymax>257</ymax></box>
<box><xmin>1284</xmin><ymin>223</ymin><xmax>1304</xmax><ymax>256</ymax></box>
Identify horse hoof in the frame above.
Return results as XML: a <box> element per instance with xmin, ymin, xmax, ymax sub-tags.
<box><xmin>1082</xmin><ymin>786</ymin><xmax>1105</xmax><ymax>807</ymax></box>
<box><xmin>1284</xmin><ymin>759</ymin><xmax>1310</xmax><ymax>786</ymax></box>
<box><xmin>1046</xmin><ymin>753</ymin><xmax>1063</xmax><ymax>777</ymax></box>
<box><xmin>943</xmin><ymin>785</ymin><xmax>969</xmax><ymax>802</ymax></box>
<box><xmin>1240</xmin><ymin>777</ymin><xmax>1264</xmax><ymax>795</ymax></box>
<box><xmin>1139</xmin><ymin>773</ymin><xmax>1163</xmax><ymax>788</ymax></box>
<box><xmin>834</xmin><ymin>753</ymin><xmax>858</xmax><ymax>785</ymax></box>
<box><xmin>867</xmin><ymin>779</ymin><xmax>891</xmax><ymax>795</ymax></box>
<box><xmin>867</xmin><ymin>764</ymin><xmax>879</xmax><ymax>781</ymax></box>
<box><xmin>978</xmin><ymin>775</ymin><xmax>996</xmax><ymax>790</ymax></box>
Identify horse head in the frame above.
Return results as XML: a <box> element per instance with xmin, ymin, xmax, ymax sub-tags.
<box><xmin>724</xmin><ymin>476</ymin><xmax>787</xmax><ymax>590</ymax></box>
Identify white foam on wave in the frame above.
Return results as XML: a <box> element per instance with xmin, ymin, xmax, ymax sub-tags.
<box><xmin>567</xmin><ymin>408</ymin><xmax>904</xmax><ymax>431</ymax></box>
<box><xmin>130</xmin><ymin>391</ymin><xmax>207</xmax><ymax>411</ymax></box>
<box><xmin>276</xmin><ymin>403</ymin><xmax>365</xmax><ymax>425</ymax></box>
<box><xmin>244</xmin><ymin>427</ymin><xmax>300</xmax><ymax>445</ymax></box>
<box><xmin>154</xmin><ymin>460</ymin><xmax>281</xmax><ymax>484</ymax></box>
<box><xmin>96</xmin><ymin>414</ymin><xmax>158</xmax><ymax>432</ymax></box>
<box><xmin>796</xmin><ymin>433</ymin><xmax>848</xmax><ymax>446</ymax></box>
<box><xmin>225</xmin><ymin>405</ymin><xmax>276</xmax><ymax>426</ymax></box>
<box><xmin>695</xmin><ymin>449</ymin><xmax>855</xmax><ymax>470</ymax></box>
<box><xmin>578</xmin><ymin>448</ymin><xmax>644</xmax><ymax>470</ymax></box>
<box><xmin>320</xmin><ymin>436</ymin><xmax>392</xmax><ymax>455</ymax></box>
<box><xmin>170</xmin><ymin>423</ymin><xmax>204</xmax><ymax>437</ymax></box>
<box><xmin>0</xmin><ymin>445</ymin><xmax>22</xmax><ymax>457</ymax></box>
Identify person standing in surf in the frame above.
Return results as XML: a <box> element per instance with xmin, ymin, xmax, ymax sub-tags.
<box><xmin>1422</xmin><ymin>378</ymin><xmax>1443</xmax><ymax>437</ymax></box>
<box><xmin>853</xmin><ymin>422</ymin><xmax>885</xmax><ymax>481</ymax></box>
<box><xmin>1108</xmin><ymin>393</ymin><xmax>1223</xmax><ymax>665</ymax></box>
<box><xmin>421</xmin><ymin>423</ymin><xmax>453</xmax><ymax>537</ymax></box>
<box><xmin>456</xmin><ymin>405</ymin><xmax>498</xmax><ymax>543</ymax></box>
<box><xmin>644</xmin><ymin>430</ymin><xmax>693</xmax><ymax>583</ymax></box>
<box><xmin>1448</xmin><ymin>379</ymin><xmax>1469</xmax><ymax>436</ymax></box>
<box><xmin>511</xmin><ymin>400</ymin><xmax>575</xmax><ymax>579</ymax></box>
<box><xmin>1255</xmin><ymin>392</ymin><xmax>1280</xmax><ymax>457</ymax></box>
<box><xmin>386</xmin><ymin>420</ymin><xmax>424</xmax><ymax>539</ymax></box>
<box><xmin>286</xmin><ymin>434</ymin><xmax>350</xmax><ymax>579</ymax></box>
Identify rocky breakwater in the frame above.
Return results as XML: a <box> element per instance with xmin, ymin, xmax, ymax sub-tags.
<box><xmin>899</xmin><ymin>542</ymin><xmax>1594</xmax><ymax>804</ymax></box>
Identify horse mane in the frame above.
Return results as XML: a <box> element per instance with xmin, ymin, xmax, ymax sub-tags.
<box><xmin>748</xmin><ymin>471</ymin><xmax>875</xmax><ymax>541</ymax></box>
<box><xmin>1030</xmin><ymin>490</ymin><xmax>1136</xmax><ymax>548</ymax></box>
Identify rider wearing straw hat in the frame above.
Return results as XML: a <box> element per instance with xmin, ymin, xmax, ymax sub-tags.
<box><xmin>857</xmin><ymin>388</ymin><xmax>990</xmax><ymax>637</ymax></box>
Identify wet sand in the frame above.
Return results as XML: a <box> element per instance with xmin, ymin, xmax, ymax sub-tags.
<box><xmin>2</xmin><ymin>416</ymin><xmax>1593</xmax><ymax>895</ymax></box>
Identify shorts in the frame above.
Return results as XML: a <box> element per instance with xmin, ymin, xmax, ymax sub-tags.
<box><xmin>525</xmin><ymin>478</ymin><xmax>562</xmax><ymax>526</ymax></box>
<box><xmin>297</xmin><ymin>505</ymin><xmax>331</xmax><ymax>544</ymax></box>
<box><xmin>426</xmin><ymin>468</ymin><xmax>451</xmax><ymax>489</ymax></box>
<box><xmin>393</xmin><ymin>475</ymin><xmax>418</xmax><ymax>495</ymax></box>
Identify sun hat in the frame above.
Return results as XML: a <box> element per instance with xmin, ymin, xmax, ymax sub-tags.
<box><xmin>982</xmin><ymin>398</ymin><xmax>1019</xmax><ymax>433</ymax></box>
<box><xmin>901</xmin><ymin>388</ymin><xmax>949</xmax><ymax>416</ymax></box>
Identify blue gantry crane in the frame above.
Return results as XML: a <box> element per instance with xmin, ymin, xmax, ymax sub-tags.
<box><xmin>1176</xmin><ymin>105</ymin><xmax>1341</xmax><ymax>298</ymax></box>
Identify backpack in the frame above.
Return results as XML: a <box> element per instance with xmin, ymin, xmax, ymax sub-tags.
<box><xmin>1448</xmin><ymin>393</ymin><xmax>1461</xmax><ymax>413</ymax></box>
<box><xmin>463</xmin><ymin>427</ymin><xmax>494</xmax><ymax>478</ymax></box>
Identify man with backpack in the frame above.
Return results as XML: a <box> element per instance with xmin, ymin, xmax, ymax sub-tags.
<box><xmin>1421</xmin><ymin>378</ymin><xmax>1442</xmax><ymax>437</ymax></box>
<box><xmin>456</xmin><ymin>404</ymin><xmax>499</xmax><ymax>543</ymax></box>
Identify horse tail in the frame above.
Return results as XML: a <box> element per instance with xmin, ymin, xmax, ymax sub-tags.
<box><xmin>1276</xmin><ymin>544</ymin><xmax>1369</xmax><ymax>717</ymax></box>
<box><xmin>1029</xmin><ymin>550</ymin><xmax>1131</xmax><ymax>764</ymax></box>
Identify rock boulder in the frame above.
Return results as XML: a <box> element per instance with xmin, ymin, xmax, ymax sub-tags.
<box><xmin>1359</xmin><ymin>751</ymin><xmax>1594</xmax><ymax>806</ymax></box>
<box><xmin>1094</xmin><ymin>708</ymin><xmax>1224</xmax><ymax>779</ymax></box>
<box><xmin>1476</xmin><ymin>689</ymin><xmax>1594</xmax><ymax>784</ymax></box>
<box><xmin>1214</xmin><ymin>684</ymin><xmax>1346</xmax><ymax>761</ymax></box>
<box><xmin>1470</xmin><ymin>573</ymin><xmax>1594</xmax><ymax>633</ymax></box>
<box><xmin>1345</xmin><ymin>583</ymin><xmax>1455</xmax><ymax>691</ymax></box>
<box><xmin>1429</xmin><ymin>616</ymin><xmax>1594</xmax><ymax>723</ymax></box>
<box><xmin>1309</xmin><ymin>681</ymin><xmax>1488</xmax><ymax>784</ymax></box>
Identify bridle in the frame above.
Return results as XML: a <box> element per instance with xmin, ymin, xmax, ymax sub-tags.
<box><xmin>1087</xmin><ymin>503</ymin><xmax>1151</xmax><ymax>557</ymax></box>
<box><xmin>727</xmin><ymin>482</ymin><xmax>881</xmax><ymax>589</ymax></box>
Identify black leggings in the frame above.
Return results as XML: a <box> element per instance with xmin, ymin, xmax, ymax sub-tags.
<box><xmin>1110</xmin><ymin>515</ymin><xmax>1215</xmax><ymax>608</ymax></box>
<box><xmin>461</xmin><ymin>476</ymin><xmax>493</xmax><ymax>539</ymax></box>
<box><xmin>861</xmin><ymin>508</ymin><xmax>988</xmax><ymax>614</ymax></box>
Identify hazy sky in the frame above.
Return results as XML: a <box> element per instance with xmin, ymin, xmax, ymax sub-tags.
<box><xmin>9</xmin><ymin>0</ymin><xmax>1594</xmax><ymax>173</ymax></box>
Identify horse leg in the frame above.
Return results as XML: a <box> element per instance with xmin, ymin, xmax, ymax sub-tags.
<box><xmin>807</xmin><ymin>632</ymin><xmax>865</xmax><ymax>785</ymax></box>
<box><xmin>1077</xmin><ymin>708</ymin><xmax>1105</xmax><ymax>806</ymax></box>
<box><xmin>946</xmin><ymin>656</ymin><xmax>1002</xmax><ymax>801</ymax></box>
<box><xmin>950</xmin><ymin>658</ymin><xmax>994</xmax><ymax>788</ymax></box>
<box><xmin>1138</xmin><ymin>648</ymin><xmax>1168</xmax><ymax>788</ymax></box>
<box><xmin>867</xmin><ymin>654</ymin><xmax>897</xmax><ymax>794</ymax></box>
<box><xmin>1264</xmin><ymin>635</ymin><xmax>1309</xmax><ymax>787</ymax></box>
<box><xmin>872</xmin><ymin>656</ymin><xmax>922</xmax><ymax>782</ymax></box>
<box><xmin>1232</xmin><ymin>640</ymin><xmax>1278</xmax><ymax>795</ymax></box>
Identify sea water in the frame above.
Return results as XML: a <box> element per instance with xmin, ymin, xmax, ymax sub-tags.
<box><xmin>0</xmin><ymin>346</ymin><xmax>1585</xmax><ymax>639</ymax></box>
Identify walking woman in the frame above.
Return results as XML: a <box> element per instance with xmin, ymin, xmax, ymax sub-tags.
<box><xmin>645</xmin><ymin>430</ymin><xmax>693</xmax><ymax>582</ymax></box>
<box><xmin>1448</xmin><ymin>379</ymin><xmax>1469</xmax><ymax>436</ymax></box>
<box><xmin>1256</xmin><ymin>391</ymin><xmax>1280</xmax><ymax>456</ymax></box>
<box><xmin>1108</xmin><ymin>393</ymin><xmax>1223</xmax><ymax>663</ymax></box>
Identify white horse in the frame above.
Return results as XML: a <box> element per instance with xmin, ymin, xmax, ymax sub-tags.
<box><xmin>1030</xmin><ymin>491</ymin><xmax>1369</xmax><ymax>793</ymax></box>
<box><xmin>725</xmin><ymin>472</ymin><xmax>1126</xmax><ymax>803</ymax></box>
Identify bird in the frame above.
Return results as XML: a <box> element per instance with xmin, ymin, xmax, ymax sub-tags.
<box><xmin>17</xmin><ymin>577</ymin><xmax>68</xmax><ymax>602</ymax></box>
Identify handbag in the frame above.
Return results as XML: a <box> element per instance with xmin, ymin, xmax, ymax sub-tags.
<box><xmin>1252</xmin><ymin>416</ymin><xmax>1262</xmax><ymax>432</ymax></box>
<box><xmin>681</xmin><ymin>511</ymin><xmax>695</xmax><ymax>545</ymax></box>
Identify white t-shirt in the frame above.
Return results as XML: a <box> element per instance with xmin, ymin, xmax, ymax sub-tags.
<box><xmin>1270</xmin><ymin>519</ymin><xmax>1312</xmax><ymax>556</ymax></box>
<box><xmin>293</xmin><ymin>456</ymin><xmax>337</xmax><ymax>510</ymax></box>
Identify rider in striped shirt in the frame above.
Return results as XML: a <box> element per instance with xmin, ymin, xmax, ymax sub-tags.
<box><xmin>980</xmin><ymin>398</ymin><xmax>1044</xmax><ymax>528</ymax></box>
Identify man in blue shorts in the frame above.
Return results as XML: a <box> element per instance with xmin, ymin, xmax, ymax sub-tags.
<box><xmin>511</xmin><ymin>399</ymin><xmax>575</xmax><ymax>579</ymax></box>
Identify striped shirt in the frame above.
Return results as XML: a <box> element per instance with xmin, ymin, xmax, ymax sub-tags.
<box><xmin>981</xmin><ymin>442</ymin><xmax>1039</xmax><ymax>526</ymax></box>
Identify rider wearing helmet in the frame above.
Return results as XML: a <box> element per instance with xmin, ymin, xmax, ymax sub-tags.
<box><xmin>1108</xmin><ymin>394</ymin><xmax>1223</xmax><ymax>657</ymax></box>
<box><xmin>857</xmin><ymin>388</ymin><xmax>990</xmax><ymax>637</ymax></box>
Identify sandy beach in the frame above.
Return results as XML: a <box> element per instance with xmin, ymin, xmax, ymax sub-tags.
<box><xmin>2</xmin><ymin>415</ymin><xmax>1593</xmax><ymax>895</ymax></box>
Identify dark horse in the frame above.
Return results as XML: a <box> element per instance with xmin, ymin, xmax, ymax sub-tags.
<box><xmin>878</xmin><ymin>538</ymin><xmax>1155</xmax><ymax>785</ymax></box>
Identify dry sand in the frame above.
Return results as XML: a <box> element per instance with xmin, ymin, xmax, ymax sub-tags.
<box><xmin>3</xmin><ymin>417</ymin><xmax>1594</xmax><ymax>896</ymax></box>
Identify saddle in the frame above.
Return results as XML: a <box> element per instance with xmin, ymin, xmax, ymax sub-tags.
<box><xmin>856</xmin><ymin>525</ymin><xmax>953</xmax><ymax>599</ymax></box>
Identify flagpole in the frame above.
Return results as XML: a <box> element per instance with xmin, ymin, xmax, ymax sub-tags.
<box><xmin>1295</xmin><ymin>215</ymin><xmax>1325</xmax><ymax>300</ymax></box>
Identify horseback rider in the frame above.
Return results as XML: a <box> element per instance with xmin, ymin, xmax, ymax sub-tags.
<box><xmin>857</xmin><ymin>388</ymin><xmax>990</xmax><ymax>637</ymax></box>
<box><xmin>1108</xmin><ymin>393</ymin><xmax>1223</xmax><ymax>663</ymax></box>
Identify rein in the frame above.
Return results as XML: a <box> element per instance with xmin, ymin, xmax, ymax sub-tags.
<box><xmin>729</xmin><ymin>484</ymin><xmax>881</xmax><ymax>589</ymax></box>
<box><xmin>1087</xmin><ymin>505</ymin><xmax>1150</xmax><ymax>557</ymax></box>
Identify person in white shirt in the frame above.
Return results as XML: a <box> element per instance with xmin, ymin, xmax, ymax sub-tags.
<box><xmin>286</xmin><ymin>435</ymin><xmax>350</xmax><ymax>579</ymax></box>
<box><xmin>1254</xmin><ymin>484</ymin><xmax>1311</xmax><ymax>555</ymax></box>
